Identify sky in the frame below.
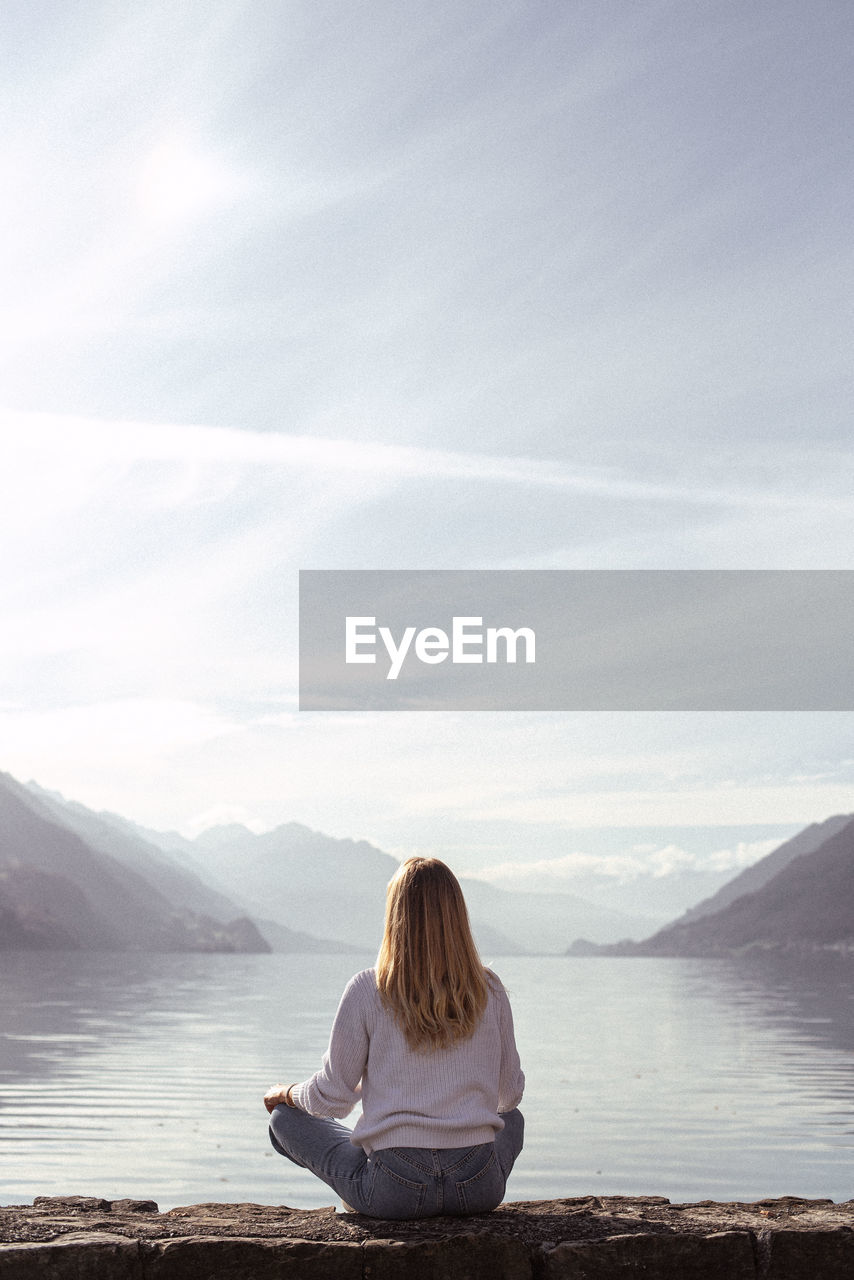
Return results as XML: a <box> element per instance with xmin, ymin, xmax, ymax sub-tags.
<box><xmin>2</xmin><ymin>0</ymin><xmax>853</xmax><ymax>905</ymax></box>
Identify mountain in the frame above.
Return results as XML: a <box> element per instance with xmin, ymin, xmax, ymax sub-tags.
<box><xmin>23</xmin><ymin>780</ymin><xmax>243</xmax><ymax>922</ymax></box>
<box><xmin>252</xmin><ymin>916</ymin><xmax>367</xmax><ymax>954</ymax></box>
<box><xmin>455</xmin><ymin>876</ymin><xmax>659</xmax><ymax>954</ymax></box>
<box><xmin>585</xmin><ymin>816</ymin><xmax>854</xmax><ymax>957</ymax></box>
<box><xmin>0</xmin><ymin>773</ymin><xmax>269</xmax><ymax>952</ymax></box>
<box><xmin>476</xmin><ymin>860</ymin><xmax>745</xmax><ymax>925</ymax></box>
<box><xmin>160</xmin><ymin>821</ymin><xmax>420</xmax><ymax>950</ymax></box>
<box><xmin>141</xmin><ymin>820</ymin><xmax>655</xmax><ymax>955</ymax></box>
<box><xmin>679</xmin><ymin>814</ymin><xmax>853</xmax><ymax>922</ymax></box>
<box><xmin>23</xmin><ymin>789</ymin><xmax>360</xmax><ymax>954</ymax></box>
<box><xmin>136</xmin><ymin>820</ymin><xmax>407</xmax><ymax>951</ymax></box>
<box><xmin>3</xmin><ymin>770</ymin><xmax>682</xmax><ymax>955</ymax></box>
<box><xmin>92</xmin><ymin>814</ymin><xmax>523</xmax><ymax>953</ymax></box>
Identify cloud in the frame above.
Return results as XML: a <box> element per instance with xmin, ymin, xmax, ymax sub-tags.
<box><xmin>473</xmin><ymin>838</ymin><xmax>781</xmax><ymax>887</ymax></box>
<box><xmin>5</xmin><ymin>409</ymin><xmax>854</xmax><ymax>516</ymax></box>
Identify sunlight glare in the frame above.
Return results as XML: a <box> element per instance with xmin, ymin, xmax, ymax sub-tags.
<box><xmin>136</xmin><ymin>136</ymin><xmax>234</xmax><ymax>225</ymax></box>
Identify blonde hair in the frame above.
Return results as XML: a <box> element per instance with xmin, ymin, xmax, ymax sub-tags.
<box><xmin>376</xmin><ymin>857</ymin><xmax>489</xmax><ymax>1051</ymax></box>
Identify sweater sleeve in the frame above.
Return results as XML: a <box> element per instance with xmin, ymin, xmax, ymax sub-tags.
<box><xmin>290</xmin><ymin>974</ymin><xmax>370</xmax><ymax>1119</ymax></box>
<box><xmin>496</xmin><ymin>985</ymin><xmax>525</xmax><ymax>1113</ymax></box>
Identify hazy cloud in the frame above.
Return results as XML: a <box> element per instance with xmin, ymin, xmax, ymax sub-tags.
<box><xmin>473</xmin><ymin>839</ymin><xmax>782</xmax><ymax>887</ymax></box>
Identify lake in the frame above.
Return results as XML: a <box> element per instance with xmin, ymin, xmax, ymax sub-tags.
<box><xmin>1</xmin><ymin>951</ymin><xmax>852</xmax><ymax>1210</ymax></box>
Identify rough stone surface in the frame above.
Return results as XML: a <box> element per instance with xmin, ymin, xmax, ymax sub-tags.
<box><xmin>361</xmin><ymin>1232</ymin><xmax>531</xmax><ymax>1280</ymax></box>
<box><xmin>539</xmin><ymin>1230</ymin><xmax>756</xmax><ymax>1279</ymax></box>
<box><xmin>0</xmin><ymin>1231</ymin><xmax>142</xmax><ymax>1279</ymax></box>
<box><xmin>143</xmin><ymin>1235</ymin><xmax>362</xmax><ymax>1279</ymax></box>
<box><xmin>761</xmin><ymin>1226</ymin><xmax>854</xmax><ymax>1280</ymax></box>
<box><xmin>0</xmin><ymin>1195</ymin><xmax>851</xmax><ymax>1279</ymax></box>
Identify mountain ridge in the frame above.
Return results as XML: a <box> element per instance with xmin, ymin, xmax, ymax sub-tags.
<box><xmin>7</xmin><ymin>769</ymin><xmax>845</xmax><ymax>959</ymax></box>
<box><xmin>575</xmin><ymin>815</ymin><xmax>854</xmax><ymax>957</ymax></box>
<box><xmin>144</xmin><ymin>819</ymin><xmax>659</xmax><ymax>954</ymax></box>
<box><xmin>0</xmin><ymin>773</ymin><xmax>269</xmax><ymax>953</ymax></box>
<box><xmin>679</xmin><ymin>813</ymin><xmax>853</xmax><ymax>923</ymax></box>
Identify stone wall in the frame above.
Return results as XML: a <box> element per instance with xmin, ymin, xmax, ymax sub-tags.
<box><xmin>0</xmin><ymin>1194</ymin><xmax>852</xmax><ymax>1278</ymax></box>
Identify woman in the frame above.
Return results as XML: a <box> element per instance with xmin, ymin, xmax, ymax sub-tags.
<box><xmin>264</xmin><ymin>856</ymin><xmax>524</xmax><ymax>1219</ymax></box>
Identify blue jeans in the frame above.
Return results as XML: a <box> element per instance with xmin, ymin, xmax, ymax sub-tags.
<box><xmin>269</xmin><ymin>1106</ymin><xmax>524</xmax><ymax>1219</ymax></box>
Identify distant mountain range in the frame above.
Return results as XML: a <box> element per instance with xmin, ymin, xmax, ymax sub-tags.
<box><xmin>130</xmin><ymin>816</ymin><xmax>658</xmax><ymax>955</ymax></box>
<box><xmin>4</xmin><ymin>768</ymin><xmax>850</xmax><ymax>958</ymax></box>
<box><xmin>570</xmin><ymin>813</ymin><xmax>854</xmax><ymax>957</ymax></box>
<box><xmin>0</xmin><ymin>770</ymin><xmax>654</xmax><ymax>954</ymax></box>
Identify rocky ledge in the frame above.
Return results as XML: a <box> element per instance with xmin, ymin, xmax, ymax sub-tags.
<box><xmin>0</xmin><ymin>1194</ymin><xmax>852</xmax><ymax>1278</ymax></box>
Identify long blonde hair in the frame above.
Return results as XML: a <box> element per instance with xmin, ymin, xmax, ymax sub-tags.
<box><xmin>376</xmin><ymin>857</ymin><xmax>489</xmax><ymax>1051</ymax></box>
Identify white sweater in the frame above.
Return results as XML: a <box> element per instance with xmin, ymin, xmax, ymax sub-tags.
<box><xmin>291</xmin><ymin>968</ymin><xmax>525</xmax><ymax>1153</ymax></box>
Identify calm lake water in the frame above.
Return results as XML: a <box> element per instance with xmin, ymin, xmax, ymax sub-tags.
<box><xmin>1</xmin><ymin>951</ymin><xmax>852</xmax><ymax>1210</ymax></box>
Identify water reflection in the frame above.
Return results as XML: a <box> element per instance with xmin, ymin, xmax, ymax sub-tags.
<box><xmin>0</xmin><ymin>951</ymin><xmax>852</xmax><ymax>1209</ymax></box>
<box><xmin>713</xmin><ymin>951</ymin><xmax>854</xmax><ymax>1055</ymax></box>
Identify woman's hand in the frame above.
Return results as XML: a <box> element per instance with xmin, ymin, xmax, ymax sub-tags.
<box><xmin>264</xmin><ymin>1084</ymin><xmax>293</xmax><ymax>1113</ymax></box>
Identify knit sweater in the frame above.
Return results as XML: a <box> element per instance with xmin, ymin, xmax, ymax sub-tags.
<box><xmin>291</xmin><ymin>967</ymin><xmax>525</xmax><ymax>1153</ymax></box>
